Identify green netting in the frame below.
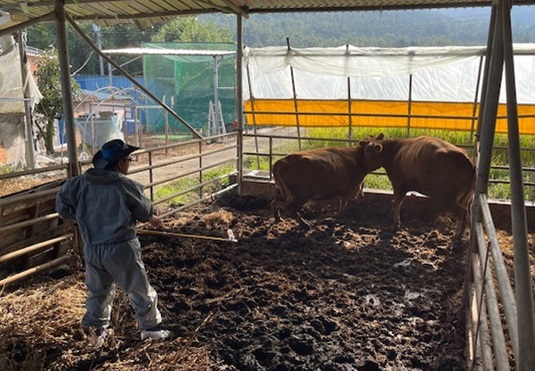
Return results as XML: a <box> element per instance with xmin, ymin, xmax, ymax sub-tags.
<box><xmin>142</xmin><ymin>42</ymin><xmax>236</xmax><ymax>135</ymax></box>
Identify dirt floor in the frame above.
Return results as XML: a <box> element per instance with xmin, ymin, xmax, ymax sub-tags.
<box><xmin>1</xmin><ymin>190</ymin><xmax>532</xmax><ymax>371</ymax></box>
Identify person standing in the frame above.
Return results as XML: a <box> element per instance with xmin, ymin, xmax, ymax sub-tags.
<box><xmin>55</xmin><ymin>139</ymin><xmax>173</xmax><ymax>347</ymax></box>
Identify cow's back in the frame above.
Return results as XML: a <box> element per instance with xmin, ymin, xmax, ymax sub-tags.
<box><xmin>387</xmin><ymin>136</ymin><xmax>475</xmax><ymax>204</ymax></box>
<box><xmin>273</xmin><ymin>147</ymin><xmax>363</xmax><ymax>201</ymax></box>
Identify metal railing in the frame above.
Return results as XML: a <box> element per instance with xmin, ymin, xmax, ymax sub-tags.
<box><xmin>0</xmin><ymin>132</ymin><xmax>239</xmax><ymax>287</ymax></box>
<box><xmin>466</xmin><ymin>193</ymin><xmax>525</xmax><ymax>370</ymax></box>
<box><xmin>241</xmin><ymin>131</ymin><xmax>535</xmax><ymax>199</ymax></box>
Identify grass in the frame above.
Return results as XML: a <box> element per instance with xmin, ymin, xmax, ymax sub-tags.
<box><xmin>153</xmin><ymin>165</ymin><xmax>235</xmax><ymax>207</ymax></box>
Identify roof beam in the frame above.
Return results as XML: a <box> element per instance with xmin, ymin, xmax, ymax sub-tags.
<box><xmin>0</xmin><ymin>12</ymin><xmax>54</xmax><ymax>37</ymax></box>
<box><xmin>71</xmin><ymin>9</ymin><xmax>221</xmax><ymax>22</ymax></box>
<box><xmin>217</xmin><ymin>0</ymin><xmax>249</xmax><ymax>17</ymax></box>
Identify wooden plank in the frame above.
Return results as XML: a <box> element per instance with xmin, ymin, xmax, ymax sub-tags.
<box><xmin>0</xmin><ymin>189</ymin><xmax>58</xmax><ymax>219</ymax></box>
<box><xmin>0</xmin><ymin>234</ymin><xmax>74</xmax><ymax>264</ymax></box>
<box><xmin>0</xmin><ymin>219</ymin><xmax>70</xmax><ymax>255</ymax></box>
<box><xmin>0</xmin><ymin>254</ymin><xmax>73</xmax><ymax>288</ymax></box>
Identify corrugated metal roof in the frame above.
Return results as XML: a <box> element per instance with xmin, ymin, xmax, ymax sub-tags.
<box><xmin>0</xmin><ymin>0</ymin><xmax>532</xmax><ymax>33</ymax></box>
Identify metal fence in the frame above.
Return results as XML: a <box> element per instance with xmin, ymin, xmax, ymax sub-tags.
<box><xmin>241</xmin><ymin>130</ymin><xmax>535</xmax><ymax>202</ymax></box>
<box><xmin>0</xmin><ymin>132</ymin><xmax>239</xmax><ymax>287</ymax></box>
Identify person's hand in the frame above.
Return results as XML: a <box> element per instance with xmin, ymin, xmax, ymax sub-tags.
<box><xmin>149</xmin><ymin>216</ymin><xmax>163</xmax><ymax>229</ymax></box>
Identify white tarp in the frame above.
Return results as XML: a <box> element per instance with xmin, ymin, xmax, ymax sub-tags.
<box><xmin>243</xmin><ymin>44</ymin><xmax>535</xmax><ymax>104</ymax></box>
<box><xmin>0</xmin><ymin>45</ymin><xmax>25</xmax><ymax>113</ymax></box>
<box><xmin>0</xmin><ymin>36</ymin><xmax>43</xmax><ymax>114</ymax></box>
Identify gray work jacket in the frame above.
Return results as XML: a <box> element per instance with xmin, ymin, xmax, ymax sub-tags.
<box><xmin>55</xmin><ymin>168</ymin><xmax>153</xmax><ymax>246</ymax></box>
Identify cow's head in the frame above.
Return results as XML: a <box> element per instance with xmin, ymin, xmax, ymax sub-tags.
<box><xmin>359</xmin><ymin>134</ymin><xmax>385</xmax><ymax>170</ymax></box>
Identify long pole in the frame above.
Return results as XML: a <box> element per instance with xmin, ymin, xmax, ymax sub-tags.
<box><xmin>501</xmin><ymin>1</ymin><xmax>535</xmax><ymax>368</ymax></box>
<box><xmin>287</xmin><ymin>38</ymin><xmax>302</xmax><ymax>150</ymax></box>
<box><xmin>236</xmin><ymin>13</ymin><xmax>244</xmax><ymax>195</ymax></box>
<box><xmin>138</xmin><ymin>229</ymin><xmax>237</xmax><ymax>243</ymax></box>
<box><xmin>54</xmin><ymin>0</ymin><xmax>79</xmax><ymax>177</ymax></box>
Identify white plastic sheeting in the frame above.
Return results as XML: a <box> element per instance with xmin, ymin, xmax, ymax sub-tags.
<box><xmin>0</xmin><ymin>41</ymin><xmax>42</xmax><ymax>114</ymax></box>
<box><xmin>243</xmin><ymin>44</ymin><xmax>535</xmax><ymax>104</ymax></box>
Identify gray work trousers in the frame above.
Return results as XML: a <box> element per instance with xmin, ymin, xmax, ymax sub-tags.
<box><xmin>82</xmin><ymin>238</ymin><xmax>162</xmax><ymax>331</ymax></box>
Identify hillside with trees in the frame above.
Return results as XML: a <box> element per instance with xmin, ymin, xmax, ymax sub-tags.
<box><xmin>203</xmin><ymin>7</ymin><xmax>535</xmax><ymax>47</ymax></box>
<box><xmin>25</xmin><ymin>8</ymin><xmax>535</xmax><ymax>76</ymax></box>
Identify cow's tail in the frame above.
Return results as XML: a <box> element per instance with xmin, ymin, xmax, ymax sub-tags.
<box><xmin>271</xmin><ymin>162</ymin><xmax>287</xmax><ymax>222</ymax></box>
<box><xmin>460</xmin><ymin>159</ymin><xmax>476</xmax><ymax>208</ymax></box>
<box><xmin>459</xmin><ymin>158</ymin><xmax>477</xmax><ymax>233</ymax></box>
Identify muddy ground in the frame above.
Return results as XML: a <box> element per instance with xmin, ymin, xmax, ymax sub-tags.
<box><xmin>2</xmin><ymin>190</ymin><xmax>529</xmax><ymax>371</ymax></box>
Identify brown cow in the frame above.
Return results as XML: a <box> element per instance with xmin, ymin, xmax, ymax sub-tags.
<box><xmin>360</xmin><ymin>133</ymin><xmax>476</xmax><ymax>240</ymax></box>
<box><xmin>271</xmin><ymin>146</ymin><xmax>373</xmax><ymax>228</ymax></box>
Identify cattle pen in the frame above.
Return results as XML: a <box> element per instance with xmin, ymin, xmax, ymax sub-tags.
<box><xmin>1</xmin><ymin>0</ymin><xmax>535</xmax><ymax>370</ymax></box>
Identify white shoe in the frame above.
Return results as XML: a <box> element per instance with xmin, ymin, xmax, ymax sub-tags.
<box><xmin>141</xmin><ymin>325</ymin><xmax>173</xmax><ymax>341</ymax></box>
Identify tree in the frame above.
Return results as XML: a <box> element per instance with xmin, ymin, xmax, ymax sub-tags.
<box><xmin>34</xmin><ymin>48</ymin><xmax>80</xmax><ymax>154</ymax></box>
<box><xmin>151</xmin><ymin>16</ymin><xmax>232</xmax><ymax>43</ymax></box>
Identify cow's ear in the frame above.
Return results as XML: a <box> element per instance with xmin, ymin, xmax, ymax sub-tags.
<box><xmin>373</xmin><ymin>143</ymin><xmax>383</xmax><ymax>153</ymax></box>
<box><xmin>377</xmin><ymin>133</ymin><xmax>384</xmax><ymax>140</ymax></box>
<box><xmin>359</xmin><ymin>140</ymin><xmax>366</xmax><ymax>147</ymax></box>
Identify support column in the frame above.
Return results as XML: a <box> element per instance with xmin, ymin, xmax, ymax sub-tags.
<box><xmin>236</xmin><ymin>13</ymin><xmax>244</xmax><ymax>195</ymax></box>
<box><xmin>501</xmin><ymin>1</ymin><xmax>535</xmax><ymax>369</ymax></box>
<box><xmin>54</xmin><ymin>0</ymin><xmax>79</xmax><ymax>177</ymax></box>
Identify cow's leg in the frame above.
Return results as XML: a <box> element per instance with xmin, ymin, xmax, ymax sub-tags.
<box><xmin>295</xmin><ymin>211</ymin><xmax>312</xmax><ymax>229</ymax></box>
<box><xmin>450</xmin><ymin>202</ymin><xmax>469</xmax><ymax>241</ymax></box>
<box><xmin>337</xmin><ymin>182</ymin><xmax>365</xmax><ymax>215</ymax></box>
<box><xmin>337</xmin><ymin>197</ymin><xmax>349</xmax><ymax>214</ymax></box>
<box><xmin>455</xmin><ymin>188</ymin><xmax>474</xmax><ymax>240</ymax></box>
<box><xmin>288</xmin><ymin>195</ymin><xmax>311</xmax><ymax>229</ymax></box>
<box><xmin>390</xmin><ymin>189</ymin><xmax>407</xmax><ymax>230</ymax></box>
<box><xmin>434</xmin><ymin>189</ymin><xmax>472</xmax><ymax>240</ymax></box>
<box><xmin>271</xmin><ymin>199</ymin><xmax>282</xmax><ymax>222</ymax></box>
<box><xmin>271</xmin><ymin>189</ymin><xmax>286</xmax><ymax>223</ymax></box>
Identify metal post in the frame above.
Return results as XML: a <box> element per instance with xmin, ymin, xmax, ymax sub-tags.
<box><xmin>347</xmin><ymin>75</ymin><xmax>353</xmax><ymax>140</ymax></box>
<box><xmin>236</xmin><ymin>13</ymin><xmax>244</xmax><ymax>194</ymax></box>
<box><xmin>287</xmin><ymin>38</ymin><xmax>302</xmax><ymax>150</ymax></box>
<box><xmin>245</xmin><ymin>64</ymin><xmax>260</xmax><ymax>169</ymax></box>
<box><xmin>54</xmin><ymin>0</ymin><xmax>79</xmax><ymax>177</ymax></box>
<box><xmin>407</xmin><ymin>74</ymin><xmax>413</xmax><ymax>137</ymax></box>
<box><xmin>470</xmin><ymin>56</ymin><xmax>485</xmax><ymax>146</ymax></box>
<box><xmin>465</xmin><ymin>7</ymin><xmax>503</xmax><ymax>368</ymax></box>
<box><xmin>213</xmin><ymin>56</ymin><xmax>221</xmax><ymax>135</ymax></box>
<box><xmin>92</xmin><ymin>23</ymin><xmax>105</xmax><ymax>76</ymax></box>
<box><xmin>474</xmin><ymin>4</ymin><xmax>503</xmax><ymax>199</ymax></box>
<box><xmin>501</xmin><ymin>1</ymin><xmax>535</xmax><ymax>369</ymax></box>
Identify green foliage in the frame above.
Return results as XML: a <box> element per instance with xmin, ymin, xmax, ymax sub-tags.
<box><xmin>0</xmin><ymin>164</ymin><xmax>11</xmax><ymax>175</ymax></box>
<box><xmin>154</xmin><ymin>177</ymin><xmax>197</xmax><ymax>206</ymax></box>
<box><xmin>362</xmin><ymin>174</ymin><xmax>393</xmax><ymax>192</ymax></box>
<box><xmin>153</xmin><ymin>165</ymin><xmax>235</xmax><ymax>207</ymax></box>
<box><xmin>34</xmin><ymin>48</ymin><xmax>80</xmax><ymax>154</ymax></box>
<box><xmin>27</xmin><ymin>22</ymin><xmax>155</xmax><ymax>76</ymax></box>
<box><xmin>201</xmin><ymin>11</ymin><xmax>535</xmax><ymax>48</ymax></box>
<box><xmin>151</xmin><ymin>17</ymin><xmax>232</xmax><ymax>43</ymax></box>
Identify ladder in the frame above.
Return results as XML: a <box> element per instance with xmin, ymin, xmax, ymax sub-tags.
<box><xmin>207</xmin><ymin>100</ymin><xmax>226</xmax><ymax>138</ymax></box>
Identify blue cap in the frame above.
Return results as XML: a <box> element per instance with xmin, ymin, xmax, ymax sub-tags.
<box><xmin>92</xmin><ymin>139</ymin><xmax>139</xmax><ymax>170</ymax></box>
